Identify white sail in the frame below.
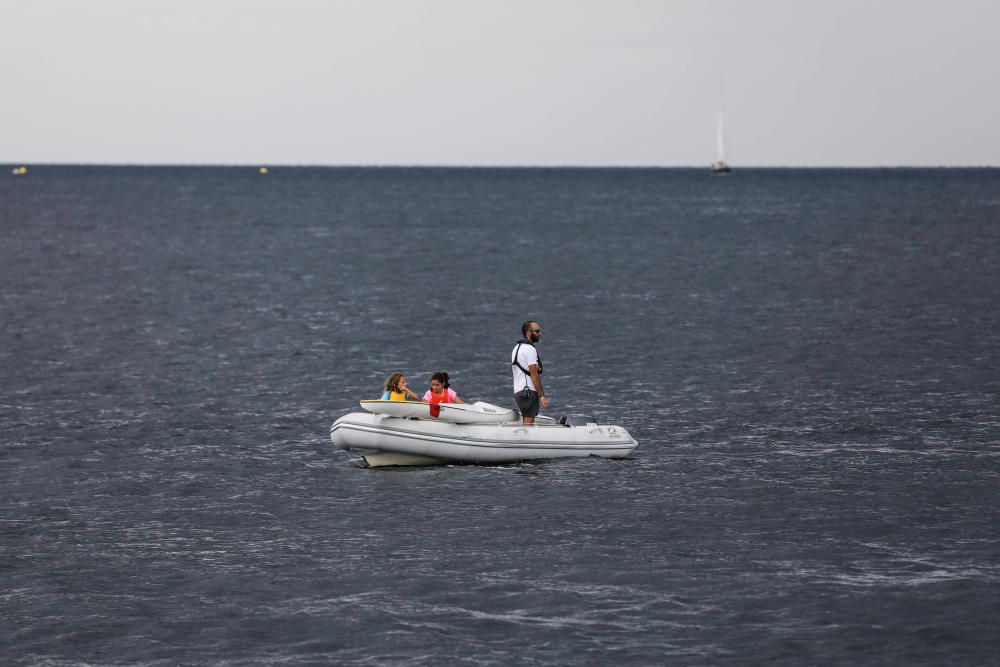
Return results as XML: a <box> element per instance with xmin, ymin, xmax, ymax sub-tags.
<box><xmin>716</xmin><ymin>111</ymin><xmax>727</xmax><ymax>164</ymax></box>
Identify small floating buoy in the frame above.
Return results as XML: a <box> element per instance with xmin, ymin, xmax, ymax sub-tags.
<box><xmin>259</xmin><ymin>167</ymin><xmax>269</xmax><ymax>175</ymax></box>
<box><xmin>12</xmin><ymin>166</ymin><xmax>28</xmax><ymax>175</ymax></box>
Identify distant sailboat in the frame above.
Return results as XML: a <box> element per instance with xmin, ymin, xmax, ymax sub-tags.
<box><xmin>711</xmin><ymin>110</ymin><xmax>731</xmax><ymax>174</ymax></box>
<box><xmin>711</xmin><ymin>81</ymin><xmax>732</xmax><ymax>174</ymax></box>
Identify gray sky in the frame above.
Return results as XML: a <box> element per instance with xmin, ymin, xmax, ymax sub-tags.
<box><xmin>3</xmin><ymin>0</ymin><xmax>998</xmax><ymax>167</ymax></box>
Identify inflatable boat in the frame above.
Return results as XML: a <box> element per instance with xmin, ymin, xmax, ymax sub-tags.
<box><xmin>330</xmin><ymin>400</ymin><xmax>638</xmax><ymax>467</ymax></box>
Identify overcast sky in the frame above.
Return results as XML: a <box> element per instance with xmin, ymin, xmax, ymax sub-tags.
<box><xmin>2</xmin><ymin>0</ymin><xmax>998</xmax><ymax>167</ymax></box>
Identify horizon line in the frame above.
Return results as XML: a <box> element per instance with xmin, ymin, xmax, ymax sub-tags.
<box><xmin>5</xmin><ymin>162</ymin><xmax>998</xmax><ymax>170</ymax></box>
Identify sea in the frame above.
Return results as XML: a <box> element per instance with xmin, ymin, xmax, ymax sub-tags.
<box><xmin>2</xmin><ymin>166</ymin><xmax>999</xmax><ymax>665</ymax></box>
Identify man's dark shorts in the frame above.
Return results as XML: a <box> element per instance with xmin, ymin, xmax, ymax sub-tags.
<box><xmin>515</xmin><ymin>389</ymin><xmax>540</xmax><ymax>418</ymax></box>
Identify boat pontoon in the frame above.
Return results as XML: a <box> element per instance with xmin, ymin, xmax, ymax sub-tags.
<box><xmin>330</xmin><ymin>400</ymin><xmax>638</xmax><ymax>467</ymax></box>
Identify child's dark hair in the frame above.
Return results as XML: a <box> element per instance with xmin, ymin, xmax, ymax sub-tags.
<box><xmin>430</xmin><ymin>371</ymin><xmax>450</xmax><ymax>388</ymax></box>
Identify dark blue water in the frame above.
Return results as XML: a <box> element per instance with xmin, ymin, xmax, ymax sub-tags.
<box><xmin>2</xmin><ymin>166</ymin><xmax>999</xmax><ymax>665</ymax></box>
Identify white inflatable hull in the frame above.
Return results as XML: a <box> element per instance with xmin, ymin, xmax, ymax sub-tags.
<box><xmin>359</xmin><ymin>399</ymin><xmax>516</xmax><ymax>424</ymax></box>
<box><xmin>330</xmin><ymin>412</ymin><xmax>638</xmax><ymax>467</ymax></box>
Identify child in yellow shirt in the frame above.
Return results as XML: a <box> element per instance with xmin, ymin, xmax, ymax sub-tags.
<box><xmin>381</xmin><ymin>373</ymin><xmax>420</xmax><ymax>401</ymax></box>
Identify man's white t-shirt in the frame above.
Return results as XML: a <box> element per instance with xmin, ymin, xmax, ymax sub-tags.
<box><xmin>511</xmin><ymin>343</ymin><xmax>539</xmax><ymax>392</ymax></box>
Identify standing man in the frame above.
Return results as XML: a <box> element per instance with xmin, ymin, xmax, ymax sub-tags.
<box><xmin>511</xmin><ymin>320</ymin><xmax>548</xmax><ymax>424</ymax></box>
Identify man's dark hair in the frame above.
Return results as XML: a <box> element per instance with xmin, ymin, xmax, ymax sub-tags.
<box><xmin>521</xmin><ymin>320</ymin><xmax>537</xmax><ymax>337</ymax></box>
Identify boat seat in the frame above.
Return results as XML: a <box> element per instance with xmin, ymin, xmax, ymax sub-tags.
<box><xmin>558</xmin><ymin>415</ymin><xmax>595</xmax><ymax>427</ymax></box>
